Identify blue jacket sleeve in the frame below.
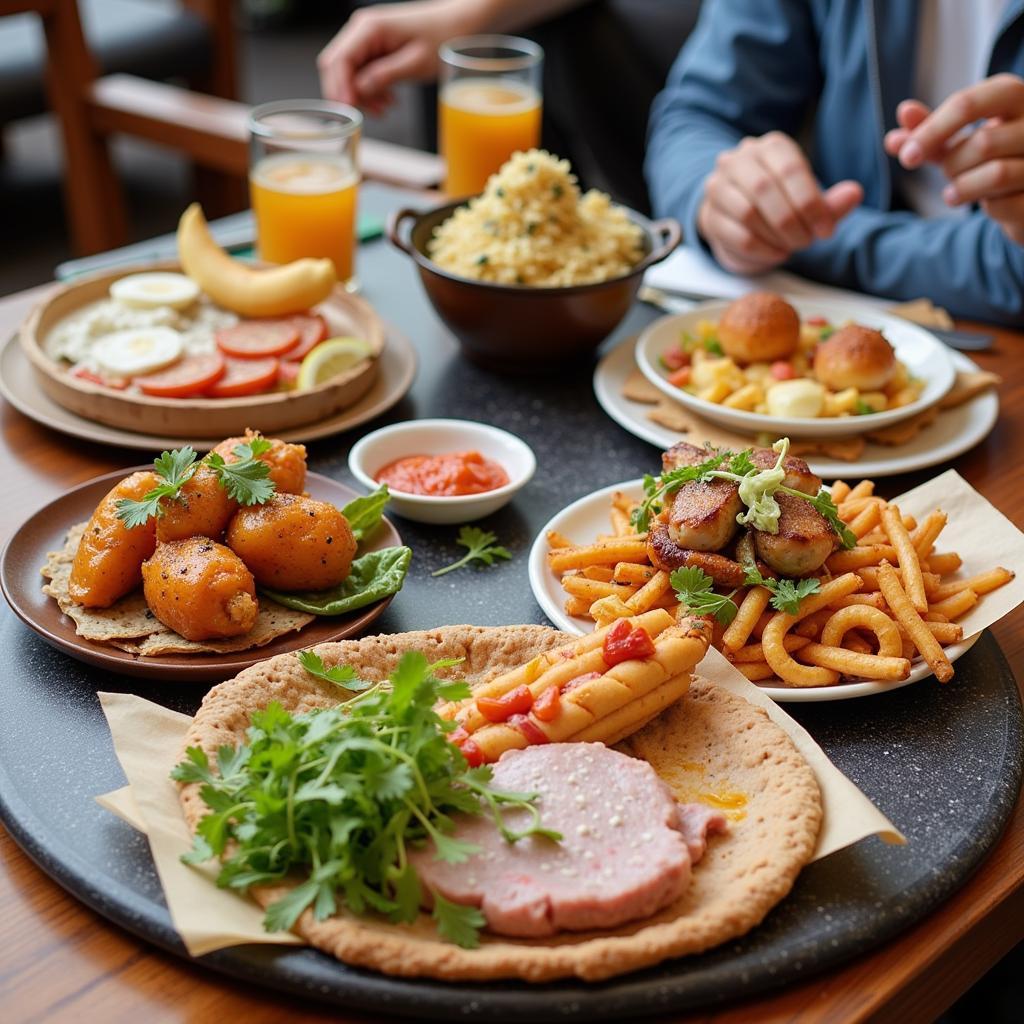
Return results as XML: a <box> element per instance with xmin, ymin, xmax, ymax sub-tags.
<box><xmin>787</xmin><ymin>206</ymin><xmax>1024</xmax><ymax>325</ymax></box>
<box><xmin>644</xmin><ymin>0</ymin><xmax>822</xmax><ymax>253</ymax></box>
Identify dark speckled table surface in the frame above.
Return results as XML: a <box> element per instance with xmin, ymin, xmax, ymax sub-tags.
<box><xmin>0</xmin><ymin>183</ymin><xmax>1022</xmax><ymax>1022</ymax></box>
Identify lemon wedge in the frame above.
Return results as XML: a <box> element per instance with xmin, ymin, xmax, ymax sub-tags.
<box><xmin>296</xmin><ymin>337</ymin><xmax>373</xmax><ymax>389</ymax></box>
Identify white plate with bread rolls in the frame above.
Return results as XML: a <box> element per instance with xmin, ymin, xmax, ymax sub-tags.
<box><xmin>635</xmin><ymin>294</ymin><xmax>956</xmax><ymax>438</ymax></box>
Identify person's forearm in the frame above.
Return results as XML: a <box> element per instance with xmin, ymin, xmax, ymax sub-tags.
<box><xmin>471</xmin><ymin>0</ymin><xmax>592</xmax><ymax>34</ymax></box>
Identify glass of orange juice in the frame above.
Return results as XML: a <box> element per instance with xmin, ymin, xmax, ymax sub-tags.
<box><xmin>439</xmin><ymin>35</ymin><xmax>543</xmax><ymax>197</ymax></box>
<box><xmin>248</xmin><ymin>100</ymin><xmax>362</xmax><ymax>287</ymax></box>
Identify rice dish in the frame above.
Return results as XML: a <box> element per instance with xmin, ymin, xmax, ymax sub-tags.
<box><xmin>428</xmin><ymin>150</ymin><xmax>644</xmax><ymax>287</ymax></box>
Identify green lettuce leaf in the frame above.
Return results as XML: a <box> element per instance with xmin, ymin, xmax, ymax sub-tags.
<box><xmin>342</xmin><ymin>484</ymin><xmax>391</xmax><ymax>543</ymax></box>
<box><xmin>263</xmin><ymin>546</ymin><xmax>411</xmax><ymax>615</ymax></box>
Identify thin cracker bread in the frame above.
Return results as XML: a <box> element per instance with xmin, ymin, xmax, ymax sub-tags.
<box><xmin>41</xmin><ymin>522</ymin><xmax>314</xmax><ymax>654</ymax></box>
<box><xmin>178</xmin><ymin>625</ymin><xmax>822</xmax><ymax>983</ymax></box>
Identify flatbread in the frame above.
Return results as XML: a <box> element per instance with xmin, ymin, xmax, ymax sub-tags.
<box><xmin>178</xmin><ymin>625</ymin><xmax>822</xmax><ymax>983</ymax></box>
<box><xmin>41</xmin><ymin>522</ymin><xmax>314</xmax><ymax>655</ymax></box>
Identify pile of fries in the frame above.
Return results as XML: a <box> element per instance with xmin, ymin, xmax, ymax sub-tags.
<box><xmin>546</xmin><ymin>479</ymin><xmax>1014</xmax><ymax>687</ymax></box>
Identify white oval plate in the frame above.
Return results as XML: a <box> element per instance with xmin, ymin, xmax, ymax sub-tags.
<box><xmin>595</xmin><ymin>335</ymin><xmax>997</xmax><ymax>479</ymax></box>
<box><xmin>635</xmin><ymin>298</ymin><xmax>956</xmax><ymax>439</ymax></box>
<box><xmin>527</xmin><ymin>478</ymin><xmax>979</xmax><ymax>702</ymax></box>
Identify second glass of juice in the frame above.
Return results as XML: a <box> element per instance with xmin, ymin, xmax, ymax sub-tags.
<box><xmin>248</xmin><ymin>100</ymin><xmax>362</xmax><ymax>285</ymax></box>
<box><xmin>439</xmin><ymin>35</ymin><xmax>543</xmax><ymax>197</ymax></box>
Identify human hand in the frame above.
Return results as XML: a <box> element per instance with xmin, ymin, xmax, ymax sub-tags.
<box><xmin>318</xmin><ymin>0</ymin><xmax>489</xmax><ymax>116</ymax></box>
<box><xmin>884</xmin><ymin>74</ymin><xmax>1024</xmax><ymax>244</ymax></box>
<box><xmin>697</xmin><ymin>132</ymin><xmax>864</xmax><ymax>275</ymax></box>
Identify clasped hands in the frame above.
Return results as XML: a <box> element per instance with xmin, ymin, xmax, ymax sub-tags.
<box><xmin>697</xmin><ymin>73</ymin><xmax>1024</xmax><ymax>273</ymax></box>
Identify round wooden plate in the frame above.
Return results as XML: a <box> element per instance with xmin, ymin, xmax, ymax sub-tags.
<box><xmin>0</xmin><ymin>470</ymin><xmax>404</xmax><ymax>682</ymax></box>
<box><xmin>19</xmin><ymin>262</ymin><xmax>386</xmax><ymax>439</ymax></box>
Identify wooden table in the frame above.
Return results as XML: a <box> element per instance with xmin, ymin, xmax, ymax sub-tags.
<box><xmin>1</xmin><ymin>276</ymin><xmax>1022</xmax><ymax>1024</ymax></box>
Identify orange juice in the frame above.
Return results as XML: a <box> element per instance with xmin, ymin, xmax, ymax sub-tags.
<box><xmin>439</xmin><ymin>78</ymin><xmax>542</xmax><ymax>196</ymax></box>
<box><xmin>250</xmin><ymin>154</ymin><xmax>359</xmax><ymax>281</ymax></box>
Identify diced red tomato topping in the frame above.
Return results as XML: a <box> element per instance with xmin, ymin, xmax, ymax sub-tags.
<box><xmin>72</xmin><ymin>367</ymin><xmax>128</xmax><ymax>390</ymax></box>
<box><xmin>770</xmin><ymin>361</ymin><xmax>796</xmax><ymax>381</ymax></box>
<box><xmin>806</xmin><ymin>316</ymin><xmax>829</xmax><ymax>327</ymax></box>
<box><xmin>561</xmin><ymin>671</ymin><xmax>601</xmax><ymax>693</ymax></box>
<box><xmin>660</xmin><ymin>343</ymin><xmax>689</xmax><ymax>371</ymax></box>
<box><xmin>459</xmin><ymin>739</ymin><xmax>486</xmax><ymax>767</ymax></box>
<box><xmin>667</xmin><ymin>365</ymin><xmax>692</xmax><ymax>388</ymax></box>
<box><xmin>205</xmin><ymin>357</ymin><xmax>279</xmax><ymax>398</ymax></box>
<box><xmin>508</xmin><ymin>714</ymin><xmax>550</xmax><ymax>746</ymax></box>
<box><xmin>134</xmin><ymin>352</ymin><xmax>226</xmax><ymax>397</ymax></box>
<box><xmin>215</xmin><ymin>320</ymin><xmax>300</xmax><ymax>359</ymax></box>
<box><xmin>603</xmin><ymin>619</ymin><xmax>657</xmax><ymax>666</ymax></box>
<box><xmin>477</xmin><ymin>684</ymin><xmax>534</xmax><ymax>723</ymax></box>
<box><xmin>281</xmin><ymin>313</ymin><xmax>329</xmax><ymax>361</ymax></box>
<box><xmin>532</xmin><ymin>685</ymin><xmax>561</xmax><ymax>722</ymax></box>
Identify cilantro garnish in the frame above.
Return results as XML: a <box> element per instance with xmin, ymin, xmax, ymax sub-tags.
<box><xmin>669</xmin><ymin>567</ymin><xmax>738</xmax><ymax>626</ymax></box>
<box><xmin>855</xmin><ymin>398</ymin><xmax>875</xmax><ymax>415</ymax></box>
<box><xmin>204</xmin><ymin>437</ymin><xmax>275</xmax><ymax>506</ymax></box>
<box><xmin>114</xmin><ymin>446</ymin><xmax>200</xmax><ymax>528</ymax></box>
<box><xmin>432</xmin><ymin>526</ymin><xmax>511</xmax><ymax>577</ymax></box>
<box><xmin>740</xmin><ymin>554</ymin><xmax>822</xmax><ymax>616</ymax></box>
<box><xmin>174</xmin><ymin>650</ymin><xmax>560</xmax><ymax>948</ymax></box>
<box><xmin>631</xmin><ymin>439</ymin><xmax>855</xmax><ymax>550</ymax></box>
<box><xmin>115</xmin><ymin>436</ymin><xmax>278</xmax><ymax>527</ymax></box>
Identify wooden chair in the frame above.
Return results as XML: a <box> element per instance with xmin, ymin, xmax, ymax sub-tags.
<box><xmin>1</xmin><ymin>1</ymin><xmax>441</xmax><ymax>256</ymax></box>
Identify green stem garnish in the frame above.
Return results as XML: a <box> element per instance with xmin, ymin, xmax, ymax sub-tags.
<box><xmin>432</xmin><ymin>526</ymin><xmax>511</xmax><ymax>577</ymax></box>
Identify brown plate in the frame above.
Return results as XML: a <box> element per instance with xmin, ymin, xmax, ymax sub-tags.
<box><xmin>0</xmin><ymin>470</ymin><xmax>403</xmax><ymax>683</ymax></box>
<box><xmin>19</xmin><ymin>261</ymin><xmax>386</xmax><ymax>438</ymax></box>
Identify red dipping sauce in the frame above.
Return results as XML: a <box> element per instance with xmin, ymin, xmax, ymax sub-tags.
<box><xmin>376</xmin><ymin>450</ymin><xmax>509</xmax><ymax>496</ymax></box>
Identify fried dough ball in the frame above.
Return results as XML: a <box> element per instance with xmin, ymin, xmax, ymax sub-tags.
<box><xmin>213</xmin><ymin>429</ymin><xmax>307</xmax><ymax>494</ymax></box>
<box><xmin>141</xmin><ymin>538</ymin><xmax>258</xmax><ymax>641</ymax></box>
<box><xmin>69</xmin><ymin>471</ymin><xmax>160</xmax><ymax>608</ymax></box>
<box><xmin>813</xmin><ymin>324</ymin><xmax>896</xmax><ymax>391</ymax></box>
<box><xmin>156</xmin><ymin>464</ymin><xmax>237</xmax><ymax>542</ymax></box>
<box><xmin>718</xmin><ymin>292</ymin><xmax>800</xmax><ymax>364</ymax></box>
<box><xmin>225</xmin><ymin>493</ymin><xmax>356</xmax><ymax>591</ymax></box>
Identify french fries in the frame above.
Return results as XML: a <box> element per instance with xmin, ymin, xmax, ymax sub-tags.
<box><xmin>546</xmin><ymin>473</ymin><xmax>1014</xmax><ymax>689</ymax></box>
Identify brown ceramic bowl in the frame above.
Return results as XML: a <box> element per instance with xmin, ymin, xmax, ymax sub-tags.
<box><xmin>387</xmin><ymin>200</ymin><xmax>680</xmax><ymax>370</ymax></box>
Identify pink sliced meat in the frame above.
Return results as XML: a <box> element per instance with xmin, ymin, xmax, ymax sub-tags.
<box><xmin>411</xmin><ymin>743</ymin><xmax>727</xmax><ymax>938</ymax></box>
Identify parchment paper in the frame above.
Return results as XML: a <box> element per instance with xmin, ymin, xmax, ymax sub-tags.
<box><xmin>96</xmin><ymin>654</ymin><xmax>903</xmax><ymax>957</ymax></box>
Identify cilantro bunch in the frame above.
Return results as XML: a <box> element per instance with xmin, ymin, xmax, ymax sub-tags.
<box><xmin>115</xmin><ymin>437</ymin><xmax>277</xmax><ymax>528</ymax></box>
<box><xmin>173</xmin><ymin>650</ymin><xmax>559</xmax><ymax>948</ymax></box>
<box><xmin>630</xmin><ymin>439</ymin><xmax>856</xmax><ymax>550</ymax></box>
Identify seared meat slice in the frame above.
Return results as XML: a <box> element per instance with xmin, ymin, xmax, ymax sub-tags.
<box><xmin>648</xmin><ymin>519</ymin><xmax>745</xmax><ymax>587</ymax></box>
<box><xmin>662</xmin><ymin>442</ymin><xmax>742</xmax><ymax>551</ymax></box>
<box><xmin>749</xmin><ymin>448</ymin><xmax>822</xmax><ymax>495</ymax></box>
<box><xmin>754</xmin><ymin>493</ymin><xmax>836</xmax><ymax>576</ymax></box>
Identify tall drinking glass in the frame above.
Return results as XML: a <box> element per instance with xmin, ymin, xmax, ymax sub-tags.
<box><xmin>248</xmin><ymin>100</ymin><xmax>362</xmax><ymax>286</ymax></box>
<box><xmin>438</xmin><ymin>35</ymin><xmax>543</xmax><ymax>197</ymax></box>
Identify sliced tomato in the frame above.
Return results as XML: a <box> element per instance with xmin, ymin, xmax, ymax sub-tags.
<box><xmin>205</xmin><ymin>357</ymin><xmax>279</xmax><ymax>398</ymax></box>
<box><xmin>770</xmin><ymin>360</ymin><xmax>796</xmax><ymax>381</ymax></box>
<box><xmin>277</xmin><ymin>359</ymin><xmax>301</xmax><ymax>389</ymax></box>
<box><xmin>135</xmin><ymin>352</ymin><xmax>226</xmax><ymax>398</ymax></box>
<box><xmin>216</xmin><ymin>320</ymin><xmax>300</xmax><ymax>359</ymax></box>
<box><xmin>603</xmin><ymin>620</ymin><xmax>656</xmax><ymax>666</ymax></box>
<box><xmin>282</xmin><ymin>314</ymin><xmax>329</xmax><ymax>361</ymax></box>
<box><xmin>667</xmin><ymin>365</ymin><xmax>691</xmax><ymax>388</ymax></box>
<box><xmin>532</xmin><ymin>685</ymin><xmax>561</xmax><ymax>722</ymax></box>
<box><xmin>459</xmin><ymin>739</ymin><xmax>486</xmax><ymax>767</ymax></box>
<box><xmin>477</xmin><ymin>684</ymin><xmax>534</xmax><ymax>723</ymax></box>
<box><xmin>72</xmin><ymin>367</ymin><xmax>129</xmax><ymax>390</ymax></box>
<box><xmin>507</xmin><ymin>714</ymin><xmax>550</xmax><ymax>746</ymax></box>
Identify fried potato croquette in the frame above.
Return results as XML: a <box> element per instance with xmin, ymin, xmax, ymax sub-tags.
<box><xmin>225</xmin><ymin>493</ymin><xmax>355</xmax><ymax>590</ymax></box>
<box><xmin>213</xmin><ymin>429</ymin><xmax>307</xmax><ymax>494</ymax></box>
<box><xmin>156</xmin><ymin>464</ymin><xmax>237</xmax><ymax>542</ymax></box>
<box><xmin>69</xmin><ymin>471</ymin><xmax>160</xmax><ymax>608</ymax></box>
<box><xmin>141</xmin><ymin>538</ymin><xmax>258</xmax><ymax>641</ymax></box>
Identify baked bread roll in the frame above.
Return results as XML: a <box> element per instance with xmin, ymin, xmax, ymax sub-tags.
<box><xmin>813</xmin><ymin>324</ymin><xmax>896</xmax><ymax>391</ymax></box>
<box><xmin>717</xmin><ymin>292</ymin><xmax>799</xmax><ymax>364</ymax></box>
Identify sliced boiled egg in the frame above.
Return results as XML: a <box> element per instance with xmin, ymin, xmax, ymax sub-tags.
<box><xmin>92</xmin><ymin>327</ymin><xmax>183</xmax><ymax>377</ymax></box>
<box><xmin>110</xmin><ymin>272</ymin><xmax>200</xmax><ymax>310</ymax></box>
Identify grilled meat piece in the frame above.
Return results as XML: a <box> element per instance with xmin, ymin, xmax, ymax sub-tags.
<box><xmin>754</xmin><ymin>492</ymin><xmax>836</xmax><ymax>576</ymax></box>
<box><xmin>648</xmin><ymin>519</ymin><xmax>746</xmax><ymax>587</ymax></box>
<box><xmin>662</xmin><ymin>442</ymin><xmax>742</xmax><ymax>551</ymax></box>
<box><xmin>748</xmin><ymin>448</ymin><xmax>822</xmax><ymax>495</ymax></box>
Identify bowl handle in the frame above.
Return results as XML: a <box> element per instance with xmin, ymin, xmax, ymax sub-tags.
<box><xmin>386</xmin><ymin>208</ymin><xmax>420</xmax><ymax>257</ymax></box>
<box><xmin>636</xmin><ymin>218</ymin><xmax>682</xmax><ymax>273</ymax></box>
